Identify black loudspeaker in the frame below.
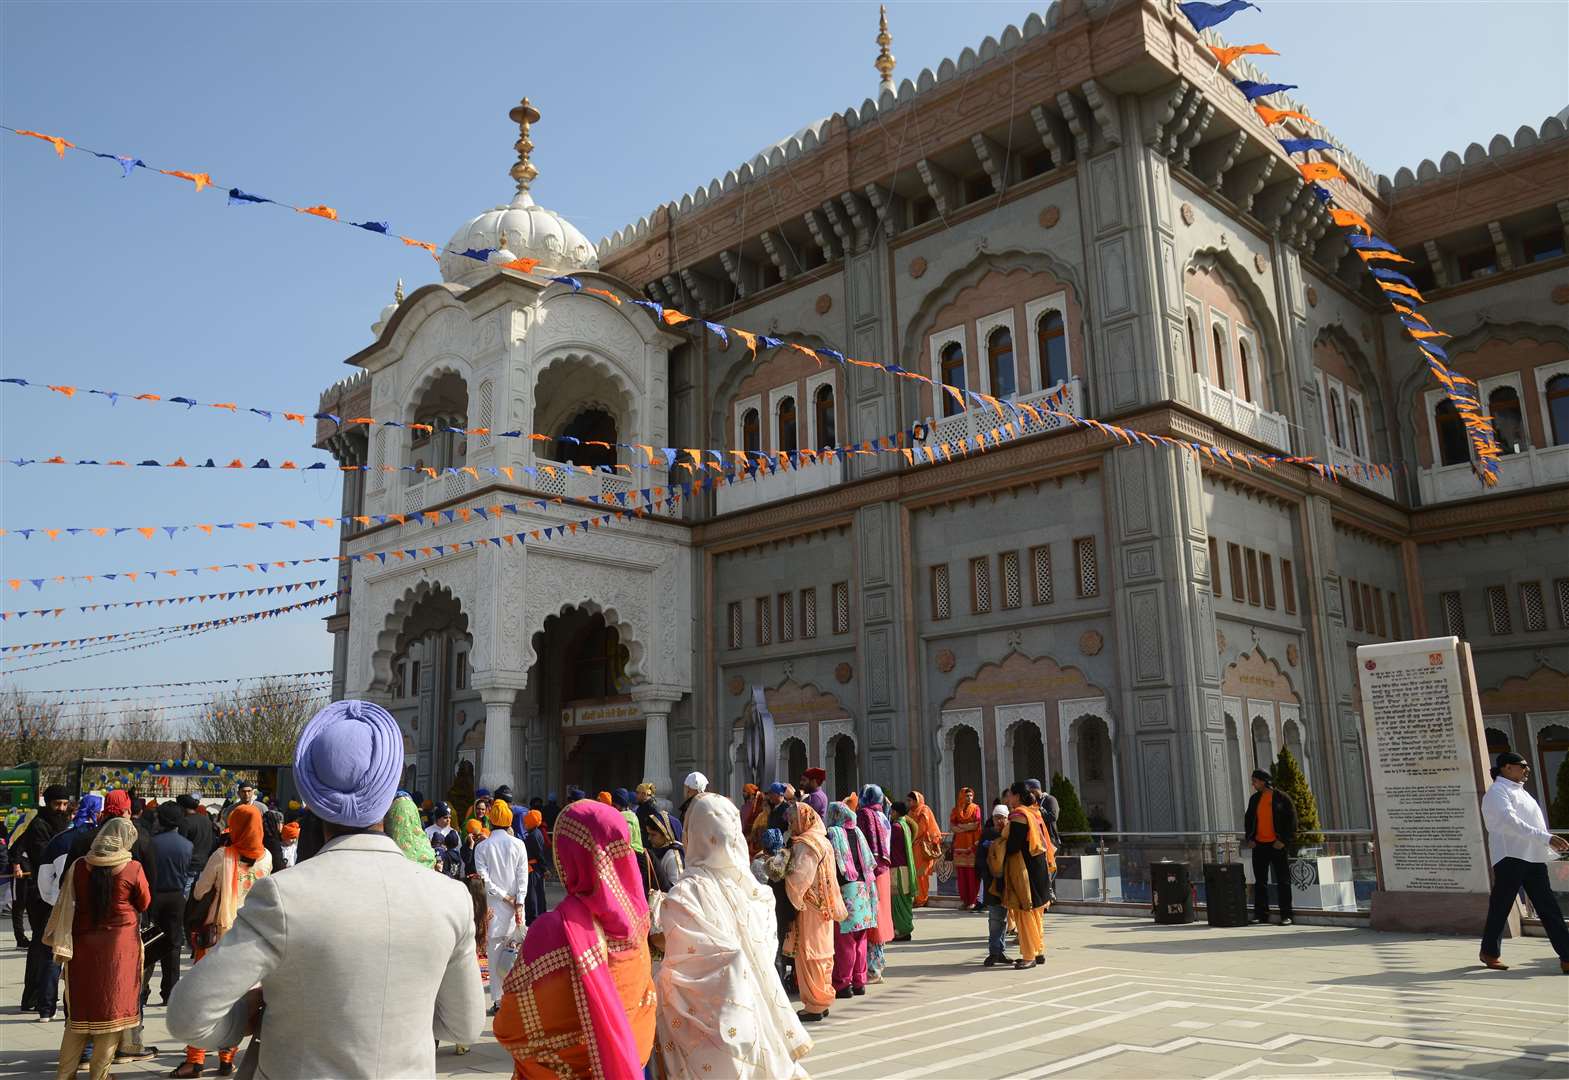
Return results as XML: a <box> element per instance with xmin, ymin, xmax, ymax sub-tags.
<box><xmin>1204</xmin><ymin>862</ymin><xmax>1249</xmax><ymax>927</ymax></box>
<box><xmin>1151</xmin><ymin>861</ymin><xmax>1195</xmax><ymax>924</ymax></box>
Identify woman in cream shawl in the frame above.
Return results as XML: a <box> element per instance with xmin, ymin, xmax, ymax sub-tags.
<box><xmin>655</xmin><ymin>794</ymin><xmax>812</xmax><ymax>1078</ymax></box>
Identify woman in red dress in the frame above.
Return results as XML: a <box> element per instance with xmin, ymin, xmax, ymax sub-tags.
<box><xmin>43</xmin><ymin>816</ymin><xmax>150</xmax><ymax>1080</ymax></box>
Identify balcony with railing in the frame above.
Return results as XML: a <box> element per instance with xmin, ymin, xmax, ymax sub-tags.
<box><xmin>1418</xmin><ymin>442</ymin><xmax>1569</xmax><ymax>504</ymax></box>
<box><xmin>1328</xmin><ymin>445</ymin><xmax>1397</xmax><ymax>500</ymax></box>
<box><xmin>918</xmin><ymin>378</ymin><xmax>1083</xmax><ymax>453</ymax></box>
<box><xmin>715</xmin><ymin>455</ymin><xmax>845</xmax><ymax>514</ymax></box>
<box><xmin>403</xmin><ymin>469</ymin><xmax>475</xmax><ymax>515</ymax></box>
<box><xmin>530</xmin><ymin>458</ymin><xmax>638</xmax><ymax>501</ymax></box>
<box><xmin>1197</xmin><ymin>380</ymin><xmax>1291</xmax><ymax>453</ymax></box>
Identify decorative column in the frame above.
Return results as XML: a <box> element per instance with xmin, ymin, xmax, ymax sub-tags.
<box><xmin>634</xmin><ymin>686</ymin><xmax>683</xmax><ymax>798</ymax></box>
<box><xmin>479</xmin><ymin>686</ymin><xmax>517</xmax><ymax>792</ymax></box>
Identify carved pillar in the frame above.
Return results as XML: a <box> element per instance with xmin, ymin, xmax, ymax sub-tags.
<box><xmin>479</xmin><ymin>686</ymin><xmax>518</xmax><ymax>791</ymax></box>
<box><xmin>634</xmin><ymin>686</ymin><xmax>683</xmax><ymax>798</ymax></box>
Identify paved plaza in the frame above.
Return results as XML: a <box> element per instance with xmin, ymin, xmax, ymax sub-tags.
<box><xmin>2</xmin><ymin>906</ymin><xmax>1564</xmax><ymax>1079</ymax></box>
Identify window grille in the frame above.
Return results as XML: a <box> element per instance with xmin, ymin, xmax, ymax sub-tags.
<box><xmin>1075</xmin><ymin>537</ymin><xmax>1099</xmax><ymax>598</ymax></box>
<box><xmin>1520</xmin><ymin>581</ymin><xmax>1546</xmax><ymax>632</ymax></box>
<box><xmin>1000</xmin><ymin>551</ymin><xmax>1022</xmax><ymax>610</ymax></box>
<box><xmin>1439</xmin><ymin>591</ymin><xmax>1465</xmax><ymax>638</ymax></box>
<box><xmin>727</xmin><ymin>602</ymin><xmax>742</xmax><ymax>650</ymax></box>
<box><xmin>1485</xmin><ymin>585</ymin><xmax>1511</xmax><ymax>635</ymax></box>
<box><xmin>833</xmin><ymin>582</ymin><xmax>850</xmax><ymax>634</ymax></box>
<box><xmin>1031</xmin><ymin>545</ymin><xmax>1053</xmax><ymax>605</ymax></box>
<box><xmin>931</xmin><ymin>565</ymin><xmax>952</xmax><ymax>621</ymax></box>
<box><xmin>801</xmin><ymin>588</ymin><xmax>818</xmax><ymax>639</ymax></box>
<box><xmin>778</xmin><ymin>592</ymin><xmax>795</xmax><ymax>641</ymax></box>
<box><xmin>970</xmin><ymin>557</ymin><xmax>992</xmax><ymax>615</ymax></box>
<box><xmin>1281</xmin><ymin>559</ymin><xmax>1296</xmax><ymax>614</ymax></box>
<box><xmin>756</xmin><ymin>597</ymin><xmax>772</xmax><ymax>646</ymax></box>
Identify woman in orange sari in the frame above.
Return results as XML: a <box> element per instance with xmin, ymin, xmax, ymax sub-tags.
<box><xmin>783</xmin><ymin>802</ymin><xmax>845</xmax><ymax>1023</ymax></box>
<box><xmin>949</xmin><ymin>788</ymin><xmax>982</xmax><ymax>910</ymax></box>
<box><xmin>494</xmin><ymin>800</ymin><xmax>654</xmax><ymax>1079</ymax></box>
<box><xmin>904</xmin><ymin>791</ymin><xmax>943</xmax><ymax>907</ymax></box>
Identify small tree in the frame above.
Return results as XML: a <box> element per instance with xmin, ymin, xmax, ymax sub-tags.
<box><xmin>1050</xmin><ymin>771</ymin><xmax>1092</xmax><ymax>849</ymax></box>
<box><xmin>1549</xmin><ymin>755</ymin><xmax>1569</xmax><ymax>830</ymax></box>
<box><xmin>1272</xmin><ymin>746</ymin><xmax>1323</xmax><ymax>851</ymax></box>
<box><xmin>191</xmin><ymin>678</ymin><xmax>325</xmax><ymax>765</ymax></box>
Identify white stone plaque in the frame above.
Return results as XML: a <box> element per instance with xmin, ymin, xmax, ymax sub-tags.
<box><xmin>1357</xmin><ymin>637</ymin><xmax>1490</xmax><ymax>896</ymax></box>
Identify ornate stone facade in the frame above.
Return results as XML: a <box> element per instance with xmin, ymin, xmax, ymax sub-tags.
<box><xmin>319</xmin><ymin>0</ymin><xmax>1569</xmax><ymax>829</ymax></box>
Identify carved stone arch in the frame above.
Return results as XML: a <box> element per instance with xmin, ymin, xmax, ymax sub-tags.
<box><xmin>709</xmin><ymin>329</ymin><xmax>839</xmax><ymax>445</ymax></box>
<box><xmin>898</xmin><ymin>249</ymin><xmax>1089</xmax><ymax>373</ymax></box>
<box><xmin>1186</xmin><ymin>247</ymin><xmax>1288</xmax><ymax>409</ymax></box>
<box><xmin>367</xmin><ymin>579</ymin><xmax>473</xmax><ymax>698</ymax></box>
<box><xmin>1220</xmin><ymin>645</ymin><xmax>1301</xmax><ymax>705</ymax></box>
<box><xmin>404</xmin><ymin>359</ymin><xmax>473</xmax><ymax>422</ymax></box>
<box><xmin>1313</xmin><ymin>322</ymin><xmax>1389</xmax><ymax>460</ymax></box>
<box><xmin>1443</xmin><ymin>319</ymin><xmax>1569</xmax><ymax>358</ymax></box>
<box><xmin>531</xmin><ymin>348</ymin><xmax>642</xmax><ymax>450</ymax></box>
<box><xmin>525</xmin><ymin>597</ymin><xmax>647</xmax><ymax>685</ymax></box>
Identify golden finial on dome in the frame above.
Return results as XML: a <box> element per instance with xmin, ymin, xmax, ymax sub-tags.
<box><xmin>875</xmin><ymin>6</ymin><xmax>896</xmax><ymax>93</ymax></box>
<box><xmin>508</xmin><ymin>97</ymin><xmax>541</xmax><ymax>194</ymax></box>
<box><xmin>498</xmin><ymin>229</ymin><xmax>510</xmax><ymax>251</ymax></box>
<box><xmin>393</xmin><ymin>278</ymin><xmax>404</xmax><ymax>304</ymax></box>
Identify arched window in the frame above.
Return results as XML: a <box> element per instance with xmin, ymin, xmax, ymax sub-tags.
<box><xmin>939</xmin><ymin>341</ymin><xmax>966</xmax><ymax>418</ymax></box>
<box><xmin>1185</xmin><ymin>312</ymin><xmax>1201</xmax><ymax>374</ymax></box>
<box><xmin>1434</xmin><ymin>399</ymin><xmax>1470</xmax><ymax>467</ymax></box>
<box><xmin>1347</xmin><ymin>399</ymin><xmax>1363</xmax><ymax>457</ymax></box>
<box><xmin>1548</xmin><ymin>373</ymin><xmax>1569</xmax><ymax>446</ymax></box>
<box><xmin>987</xmin><ymin>326</ymin><xmax>1016</xmax><ymax>399</ymax></box>
<box><xmin>1488</xmin><ymin>385</ymin><xmax>1525</xmax><ymax>455</ymax></box>
<box><xmin>1211</xmin><ymin>325</ymin><xmax>1228</xmax><ymax>391</ymax></box>
<box><xmin>814</xmin><ymin>384</ymin><xmax>836</xmax><ymax>450</ymax></box>
<box><xmin>1038</xmin><ymin>311</ymin><xmax>1069</xmax><ymax>388</ymax></box>
<box><xmin>1238</xmin><ymin>337</ymin><xmax>1255</xmax><ymax>403</ymax></box>
<box><xmin>741</xmin><ymin>407</ymin><xmax>761</xmax><ymax>455</ymax></box>
<box><xmin>1327</xmin><ymin>389</ymin><xmax>1344</xmax><ymax>448</ymax></box>
<box><xmin>777</xmin><ymin>395</ymin><xmax>798</xmax><ymax>455</ymax></box>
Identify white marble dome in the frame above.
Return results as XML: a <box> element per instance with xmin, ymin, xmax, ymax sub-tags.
<box><xmin>440</xmin><ymin>191</ymin><xmax>598</xmax><ymax>287</ymax></box>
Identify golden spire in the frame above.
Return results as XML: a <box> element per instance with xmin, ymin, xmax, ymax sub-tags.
<box><xmin>875</xmin><ymin>5</ymin><xmax>896</xmax><ymax>93</ymax></box>
<box><xmin>508</xmin><ymin>96</ymin><xmax>541</xmax><ymax>195</ymax></box>
<box><xmin>393</xmin><ymin>278</ymin><xmax>404</xmax><ymax>304</ymax></box>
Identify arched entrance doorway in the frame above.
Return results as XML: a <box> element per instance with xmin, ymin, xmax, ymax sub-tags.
<box><xmin>779</xmin><ymin>736</ymin><xmax>808</xmax><ymax>784</ymax></box>
<box><xmin>952</xmin><ymin>725</ymin><xmax>984</xmax><ymax>805</ymax></box>
<box><xmin>1008</xmin><ymin>720</ymin><xmax>1046</xmax><ymax>785</ymax></box>
<box><xmin>532</xmin><ymin>606</ymin><xmax>638</xmax><ymax>795</ymax></box>
<box><xmin>1224</xmin><ymin>716</ymin><xmax>1245</xmax><ymax>829</ymax></box>
<box><xmin>1074</xmin><ymin>716</ymin><xmax>1115</xmax><ymax>830</ymax></box>
<box><xmin>385</xmin><ymin>585</ymin><xmax>476</xmax><ymax>799</ymax></box>
<box><xmin>1251</xmin><ymin>716</ymin><xmax>1273</xmax><ymax>772</ymax></box>
<box><xmin>827</xmin><ymin>732</ymin><xmax>858</xmax><ymax>801</ymax></box>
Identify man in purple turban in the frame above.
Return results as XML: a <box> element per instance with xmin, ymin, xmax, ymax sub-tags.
<box><xmin>168</xmin><ymin>701</ymin><xmax>484</xmax><ymax>1077</ymax></box>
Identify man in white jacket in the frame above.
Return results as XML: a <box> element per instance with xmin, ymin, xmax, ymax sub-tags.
<box><xmin>473</xmin><ymin>801</ymin><xmax>529</xmax><ymax>1012</ymax></box>
<box><xmin>1479</xmin><ymin>751</ymin><xmax>1569</xmax><ymax>973</ymax></box>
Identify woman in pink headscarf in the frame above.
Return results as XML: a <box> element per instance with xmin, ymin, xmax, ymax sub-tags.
<box><xmin>494</xmin><ymin>800</ymin><xmax>654</xmax><ymax>1080</ymax></box>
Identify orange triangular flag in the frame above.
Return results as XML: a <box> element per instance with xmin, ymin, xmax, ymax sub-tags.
<box><xmin>1208</xmin><ymin>43</ymin><xmax>1278</xmax><ymax>69</ymax></box>
<box><xmin>299</xmin><ymin>205</ymin><xmax>338</xmax><ymax>221</ymax></box>
<box><xmin>161</xmin><ymin>169</ymin><xmax>213</xmax><ymax>192</ymax></box>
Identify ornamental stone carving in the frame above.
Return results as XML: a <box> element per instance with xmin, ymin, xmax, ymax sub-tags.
<box><xmin>1286</xmin><ymin>642</ymin><xmax>1299</xmax><ymax>667</ymax></box>
<box><xmin>1179</xmin><ymin>202</ymin><xmax>1195</xmax><ymax>226</ymax></box>
<box><xmin>1216</xmin><ymin>629</ymin><xmax>1227</xmax><ymax>654</ymax></box>
<box><xmin>909</xmin><ymin>256</ymin><xmax>928</xmax><ymax>279</ymax></box>
<box><xmin>834</xmin><ymin>662</ymin><xmax>853</xmax><ymax>684</ymax></box>
<box><xmin>1078</xmin><ymin>629</ymin><xmax>1104</xmax><ymax>656</ymax></box>
<box><xmin>727</xmin><ymin>675</ymin><xmax>744</xmax><ymax>696</ymax></box>
<box><xmin>1306</xmin><ymin>285</ymin><xmax>1319</xmax><ymax>308</ymax></box>
<box><xmin>1552</xmin><ymin>285</ymin><xmax>1569</xmax><ymax>305</ymax></box>
<box><xmin>1253</xmin><ymin>252</ymin><xmax>1266</xmax><ymax>275</ymax></box>
<box><xmin>815</xmin><ymin>293</ymin><xmax>833</xmax><ymax>315</ymax></box>
<box><xmin>1038</xmin><ymin>205</ymin><xmax>1060</xmax><ymax>229</ymax></box>
<box><xmin>935</xmin><ymin>648</ymin><xmax>956</xmax><ymax>673</ymax></box>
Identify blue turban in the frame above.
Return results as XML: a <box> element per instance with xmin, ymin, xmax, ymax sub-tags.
<box><xmin>475</xmin><ymin>787</ymin><xmax>492</xmax><ymax>799</ymax></box>
<box><xmin>613</xmin><ymin>787</ymin><xmax>631</xmax><ymax>807</ymax></box>
<box><xmin>566</xmin><ymin>786</ymin><xmax>586</xmax><ymax>802</ymax></box>
<box><xmin>73</xmin><ymin>793</ymin><xmax>104</xmax><ymax>828</ymax></box>
<box><xmin>761</xmin><ymin>827</ymin><xmax>784</xmax><ymax>852</ymax></box>
<box><xmin>293</xmin><ymin>700</ymin><xmax>402</xmax><ymax>828</ymax></box>
<box><xmin>861</xmin><ymin>784</ymin><xmax>884</xmax><ymax>807</ymax></box>
<box><xmin>766</xmin><ymin>782</ymin><xmax>788</xmax><ymax>796</ymax></box>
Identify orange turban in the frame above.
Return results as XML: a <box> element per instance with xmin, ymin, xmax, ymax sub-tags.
<box><xmin>466</xmin><ymin>819</ymin><xmax>489</xmax><ymax>838</ymax></box>
<box><xmin>488</xmin><ymin>801</ymin><xmax>513</xmax><ymax>829</ymax></box>
<box><xmin>597</xmin><ymin>791</ymin><xmax>613</xmax><ymax>804</ymax></box>
<box><xmin>523</xmin><ymin>809</ymin><xmax>543</xmax><ymax>831</ymax></box>
<box><xmin>227</xmin><ymin>804</ymin><xmax>265</xmax><ymax>861</ymax></box>
<box><xmin>280</xmin><ymin>821</ymin><xmax>301</xmax><ymax>843</ymax></box>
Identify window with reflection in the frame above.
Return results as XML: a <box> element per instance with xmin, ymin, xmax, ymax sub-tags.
<box><xmin>1185</xmin><ymin>312</ymin><xmax>1201</xmax><ymax>374</ymax></box>
<box><xmin>1328</xmin><ymin>389</ymin><xmax>1344</xmax><ymax>448</ymax></box>
<box><xmin>814</xmin><ymin>384</ymin><xmax>836</xmax><ymax>450</ymax></box>
<box><xmin>987</xmin><ymin>327</ymin><xmax>1016</xmax><ymax>399</ymax></box>
<box><xmin>940</xmin><ymin>341</ymin><xmax>966</xmax><ymax>417</ymax></box>
<box><xmin>1347</xmin><ymin>399</ymin><xmax>1364</xmax><ymax>457</ymax></box>
<box><xmin>1238</xmin><ymin>337</ymin><xmax>1255</xmax><ymax>403</ymax></box>
<box><xmin>1488</xmin><ymin>385</ymin><xmax>1525</xmax><ymax>455</ymax></box>
<box><xmin>1039</xmin><ymin>311</ymin><xmax>1069</xmax><ymax>388</ymax></box>
<box><xmin>1434</xmin><ymin>399</ymin><xmax>1470</xmax><ymax>466</ymax></box>
<box><xmin>1211</xmin><ymin>325</ymin><xmax>1228</xmax><ymax>391</ymax></box>
<box><xmin>741</xmin><ymin>407</ymin><xmax>761</xmax><ymax>455</ymax></box>
<box><xmin>777</xmin><ymin>395</ymin><xmax>798</xmax><ymax>455</ymax></box>
<box><xmin>1548</xmin><ymin>374</ymin><xmax>1569</xmax><ymax>446</ymax></box>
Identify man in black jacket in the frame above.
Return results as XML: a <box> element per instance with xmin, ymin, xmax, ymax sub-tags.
<box><xmin>1244</xmin><ymin>769</ymin><xmax>1298</xmax><ymax>926</ymax></box>
<box><xmin>978</xmin><ymin>803</ymin><xmax>1012</xmax><ymax>966</ymax></box>
<box><xmin>145</xmin><ymin>802</ymin><xmax>193</xmax><ymax>1004</ymax></box>
<box><xmin>175</xmin><ymin>794</ymin><xmax>214</xmax><ymax>894</ymax></box>
<box><xmin>16</xmin><ymin>785</ymin><xmax>71</xmax><ymax>1014</ymax></box>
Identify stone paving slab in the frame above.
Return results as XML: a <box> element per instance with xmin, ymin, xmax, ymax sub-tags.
<box><xmin>3</xmin><ymin>906</ymin><xmax>1564</xmax><ymax>1078</ymax></box>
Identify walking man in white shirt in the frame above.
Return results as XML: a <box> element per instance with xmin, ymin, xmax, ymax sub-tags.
<box><xmin>1479</xmin><ymin>751</ymin><xmax>1569</xmax><ymax>973</ymax></box>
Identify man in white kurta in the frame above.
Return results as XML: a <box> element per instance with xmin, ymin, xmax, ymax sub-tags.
<box><xmin>472</xmin><ymin>806</ymin><xmax>529</xmax><ymax>1008</ymax></box>
<box><xmin>654</xmin><ymin>794</ymin><xmax>812</xmax><ymax>1078</ymax></box>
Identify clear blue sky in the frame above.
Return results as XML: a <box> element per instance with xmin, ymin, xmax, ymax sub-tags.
<box><xmin>3</xmin><ymin>1</ymin><xmax>1565</xmax><ymax>708</ymax></box>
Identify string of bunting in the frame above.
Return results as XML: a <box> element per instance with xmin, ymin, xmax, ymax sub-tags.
<box><xmin>2</xmin><ymin>590</ymin><xmax>343</xmax><ymax>657</ymax></box>
<box><xmin>93</xmin><ymin>758</ymin><xmax>248</xmax><ymax>794</ymax></box>
<box><xmin>12</xmin><ymin>684</ymin><xmax>331</xmax><ymax>714</ymax></box>
<box><xmin>4</xmin><ymin>485</ymin><xmax>696</xmax><ymax>593</ymax></box>
<box><xmin>1177</xmin><ymin>0</ymin><xmax>1499</xmax><ymax>482</ymax></box>
<box><xmin>2</xmin><ymin>118</ymin><xmax>1445</xmax><ymax>486</ymax></box>
<box><xmin>2</xmin><ymin>123</ymin><xmax>569</xmax><ymax>277</ymax></box>
<box><xmin>2</xmin><ymin>578</ymin><xmax>329</xmax><ymax>621</ymax></box>
<box><xmin>9</xmin><ymin>670</ymin><xmax>331</xmax><ymax>696</ymax></box>
<box><xmin>3</xmin><ymin>609</ymin><xmax>332</xmax><ymax>673</ymax></box>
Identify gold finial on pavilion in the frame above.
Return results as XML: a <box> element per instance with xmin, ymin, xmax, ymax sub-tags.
<box><xmin>498</xmin><ymin>229</ymin><xmax>510</xmax><ymax>251</ymax></box>
<box><xmin>393</xmin><ymin>278</ymin><xmax>404</xmax><ymax>304</ymax></box>
<box><xmin>508</xmin><ymin>96</ymin><xmax>541</xmax><ymax>195</ymax></box>
<box><xmin>875</xmin><ymin>5</ymin><xmax>896</xmax><ymax>93</ymax></box>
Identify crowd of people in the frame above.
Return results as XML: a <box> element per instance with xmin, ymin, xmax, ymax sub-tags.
<box><xmin>3</xmin><ymin>702</ymin><xmax>1070</xmax><ymax>1079</ymax></box>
